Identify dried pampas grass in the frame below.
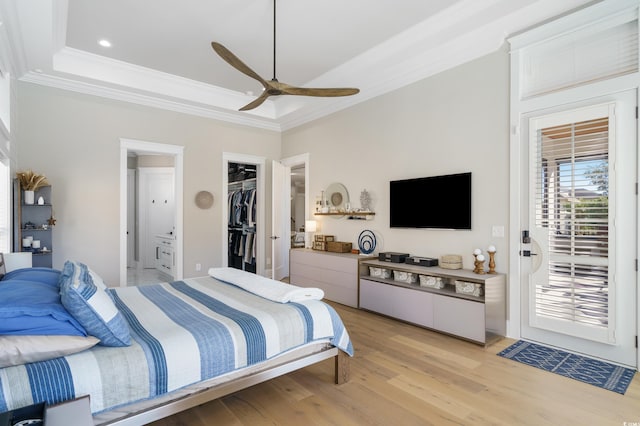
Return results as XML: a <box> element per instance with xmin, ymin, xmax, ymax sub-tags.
<box><xmin>16</xmin><ymin>170</ymin><xmax>49</xmax><ymax>191</ymax></box>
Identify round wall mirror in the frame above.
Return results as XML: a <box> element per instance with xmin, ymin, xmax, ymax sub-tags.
<box><xmin>195</xmin><ymin>191</ymin><xmax>214</xmax><ymax>209</ymax></box>
<box><xmin>325</xmin><ymin>183</ymin><xmax>349</xmax><ymax>212</ymax></box>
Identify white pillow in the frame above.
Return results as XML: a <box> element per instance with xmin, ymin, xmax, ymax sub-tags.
<box><xmin>0</xmin><ymin>335</ymin><xmax>100</xmax><ymax>368</ymax></box>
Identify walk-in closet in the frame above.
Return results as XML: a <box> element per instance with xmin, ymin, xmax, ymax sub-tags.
<box><xmin>227</xmin><ymin>162</ymin><xmax>257</xmax><ymax>273</ymax></box>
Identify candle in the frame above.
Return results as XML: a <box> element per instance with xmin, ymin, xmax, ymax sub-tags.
<box><xmin>22</xmin><ymin>238</ymin><xmax>31</xmax><ymax>247</ymax></box>
<box><xmin>473</xmin><ymin>248</ymin><xmax>482</xmax><ymax>255</ymax></box>
<box><xmin>32</xmin><ymin>240</ymin><xmax>41</xmax><ymax>249</ymax></box>
<box><xmin>488</xmin><ymin>245</ymin><xmax>496</xmax><ymax>252</ymax></box>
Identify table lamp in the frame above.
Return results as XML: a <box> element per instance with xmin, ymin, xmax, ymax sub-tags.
<box><xmin>305</xmin><ymin>220</ymin><xmax>317</xmax><ymax>248</ymax></box>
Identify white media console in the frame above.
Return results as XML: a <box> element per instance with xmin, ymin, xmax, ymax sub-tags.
<box><xmin>359</xmin><ymin>259</ymin><xmax>506</xmax><ymax>346</ymax></box>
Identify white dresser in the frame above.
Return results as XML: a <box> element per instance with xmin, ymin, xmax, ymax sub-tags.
<box><xmin>289</xmin><ymin>248</ymin><xmax>373</xmax><ymax>308</ymax></box>
<box><xmin>155</xmin><ymin>234</ymin><xmax>175</xmax><ymax>280</ymax></box>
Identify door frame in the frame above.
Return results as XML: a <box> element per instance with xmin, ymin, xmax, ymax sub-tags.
<box><xmin>509</xmin><ymin>81</ymin><xmax>639</xmax><ymax>367</ymax></box>
<box><xmin>127</xmin><ymin>168</ymin><xmax>135</xmax><ymax>268</ymax></box>
<box><xmin>120</xmin><ymin>139</ymin><xmax>184</xmax><ymax>287</ymax></box>
<box><xmin>221</xmin><ymin>152</ymin><xmax>266</xmax><ymax>276</ymax></box>
<box><xmin>519</xmin><ymin>94</ymin><xmax>636</xmax><ymax>366</ymax></box>
<box><xmin>508</xmin><ymin>0</ymin><xmax>640</xmax><ymax>369</ymax></box>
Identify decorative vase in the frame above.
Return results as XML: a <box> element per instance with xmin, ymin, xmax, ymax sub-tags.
<box><xmin>320</xmin><ymin>190</ymin><xmax>329</xmax><ymax>213</ymax></box>
<box><xmin>24</xmin><ymin>190</ymin><xmax>35</xmax><ymax>205</ymax></box>
<box><xmin>360</xmin><ymin>189</ymin><xmax>371</xmax><ymax>212</ymax></box>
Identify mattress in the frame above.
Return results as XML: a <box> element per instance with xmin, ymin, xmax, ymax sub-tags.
<box><xmin>0</xmin><ymin>275</ymin><xmax>353</xmax><ymax>415</ymax></box>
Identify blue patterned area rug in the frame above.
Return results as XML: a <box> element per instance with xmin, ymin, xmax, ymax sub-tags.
<box><xmin>497</xmin><ymin>340</ymin><xmax>635</xmax><ymax>394</ymax></box>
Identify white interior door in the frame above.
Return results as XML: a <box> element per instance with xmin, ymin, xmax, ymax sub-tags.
<box><xmin>272</xmin><ymin>160</ymin><xmax>290</xmax><ymax>280</ymax></box>
<box><xmin>521</xmin><ymin>91</ymin><xmax>637</xmax><ymax>367</ymax></box>
<box><xmin>139</xmin><ymin>168</ymin><xmax>175</xmax><ymax>269</ymax></box>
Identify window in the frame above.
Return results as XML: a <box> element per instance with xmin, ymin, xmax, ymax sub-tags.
<box><xmin>520</xmin><ymin>11</ymin><xmax>638</xmax><ymax>98</ymax></box>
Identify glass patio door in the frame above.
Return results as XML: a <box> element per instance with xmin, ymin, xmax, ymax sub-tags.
<box><xmin>521</xmin><ymin>92</ymin><xmax>637</xmax><ymax>367</ymax></box>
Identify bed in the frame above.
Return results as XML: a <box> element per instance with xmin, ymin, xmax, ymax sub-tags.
<box><xmin>0</xmin><ymin>263</ymin><xmax>352</xmax><ymax>425</ymax></box>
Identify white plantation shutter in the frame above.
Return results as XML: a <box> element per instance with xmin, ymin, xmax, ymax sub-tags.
<box><xmin>532</xmin><ymin>106</ymin><xmax>613</xmax><ymax>340</ymax></box>
<box><xmin>521</xmin><ymin>12</ymin><xmax>638</xmax><ymax>98</ymax></box>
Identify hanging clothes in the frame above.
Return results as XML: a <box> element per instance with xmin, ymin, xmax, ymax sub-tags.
<box><xmin>227</xmin><ymin>181</ymin><xmax>257</xmax><ymax>272</ymax></box>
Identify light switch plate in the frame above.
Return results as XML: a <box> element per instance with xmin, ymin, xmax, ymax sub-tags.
<box><xmin>492</xmin><ymin>225</ymin><xmax>505</xmax><ymax>238</ymax></box>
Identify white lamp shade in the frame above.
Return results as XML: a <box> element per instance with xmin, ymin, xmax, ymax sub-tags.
<box><xmin>2</xmin><ymin>252</ymin><xmax>33</xmax><ymax>272</ymax></box>
<box><xmin>305</xmin><ymin>220</ymin><xmax>317</xmax><ymax>232</ymax></box>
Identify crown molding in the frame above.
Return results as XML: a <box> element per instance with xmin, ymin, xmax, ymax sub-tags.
<box><xmin>0</xmin><ymin>0</ymin><xmax>28</xmax><ymax>77</ymax></box>
<box><xmin>53</xmin><ymin>47</ymin><xmax>278</xmax><ymax>119</ymax></box>
<box><xmin>19</xmin><ymin>71</ymin><xmax>282</xmax><ymax>132</ymax></box>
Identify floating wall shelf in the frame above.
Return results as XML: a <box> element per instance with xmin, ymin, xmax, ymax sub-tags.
<box><xmin>314</xmin><ymin>212</ymin><xmax>375</xmax><ymax>216</ymax></box>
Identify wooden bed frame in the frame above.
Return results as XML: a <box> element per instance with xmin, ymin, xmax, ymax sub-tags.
<box><xmin>95</xmin><ymin>346</ymin><xmax>350</xmax><ymax>425</ymax></box>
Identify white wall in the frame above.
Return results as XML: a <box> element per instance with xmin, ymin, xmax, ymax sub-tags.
<box><xmin>15</xmin><ymin>83</ymin><xmax>281</xmax><ymax>285</ymax></box>
<box><xmin>282</xmin><ymin>46</ymin><xmax>510</xmax><ymax>272</ymax></box>
<box><xmin>14</xmin><ymin>44</ymin><xmax>510</xmax><ymax>284</ymax></box>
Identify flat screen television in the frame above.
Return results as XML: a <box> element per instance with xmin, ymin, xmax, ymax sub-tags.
<box><xmin>390</xmin><ymin>172</ymin><xmax>471</xmax><ymax>229</ymax></box>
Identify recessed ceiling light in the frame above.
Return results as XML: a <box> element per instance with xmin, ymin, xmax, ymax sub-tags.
<box><xmin>98</xmin><ymin>39</ymin><xmax>112</xmax><ymax>48</ymax></box>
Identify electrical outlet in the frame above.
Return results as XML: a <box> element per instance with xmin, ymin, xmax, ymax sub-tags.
<box><xmin>195</xmin><ymin>263</ymin><xmax>201</xmax><ymax>272</ymax></box>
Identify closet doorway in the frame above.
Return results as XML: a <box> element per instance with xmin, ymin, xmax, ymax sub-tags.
<box><xmin>222</xmin><ymin>153</ymin><xmax>265</xmax><ymax>276</ymax></box>
<box><xmin>119</xmin><ymin>139</ymin><xmax>184</xmax><ymax>287</ymax></box>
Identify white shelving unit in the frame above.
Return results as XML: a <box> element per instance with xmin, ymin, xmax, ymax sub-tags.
<box><xmin>13</xmin><ymin>182</ymin><xmax>53</xmax><ymax>268</ymax></box>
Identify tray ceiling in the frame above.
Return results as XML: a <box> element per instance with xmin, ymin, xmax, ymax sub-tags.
<box><xmin>1</xmin><ymin>0</ymin><xmax>596</xmax><ymax>131</ymax></box>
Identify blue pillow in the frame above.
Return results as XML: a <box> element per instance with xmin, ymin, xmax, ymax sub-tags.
<box><xmin>59</xmin><ymin>261</ymin><xmax>131</xmax><ymax>347</ymax></box>
<box><xmin>0</xmin><ymin>279</ymin><xmax>87</xmax><ymax>336</ymax></box>
<box><xmin>2</xmin><ymin>267</ymin><xmax>61</xmax><ymax>288</ymax></box>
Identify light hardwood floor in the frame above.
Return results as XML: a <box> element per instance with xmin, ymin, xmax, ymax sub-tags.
<box><xmin>150</xmin><ymin>302</ymin><xmax>640</xmax><ymax>425</ymax></box>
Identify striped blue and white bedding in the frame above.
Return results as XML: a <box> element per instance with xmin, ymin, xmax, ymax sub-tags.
<box><xmin>0</xmin><ymin>275</ymin><xmax>353</xmax><ymax>414</ymax></box>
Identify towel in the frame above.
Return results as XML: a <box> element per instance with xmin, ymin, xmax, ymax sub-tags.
<box><xmin>208</xmin><ymin>267</ymin><xmax>324</xmax><ymax>303</ymax></box>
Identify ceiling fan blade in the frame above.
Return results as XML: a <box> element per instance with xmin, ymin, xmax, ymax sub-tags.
<box><xmin>239</xmin><ymin>91</ymin><xmax>272</xmax><ymax>111</ymax></box>
<box><xmin>211</xmin><ymin>42</ymin><xmax>268</xmax><ymax>86</ymax></box>
<box><xmin>279</xmin><ymin>86</ymin><xmax>360</xmax><ymax>97</ymax></box>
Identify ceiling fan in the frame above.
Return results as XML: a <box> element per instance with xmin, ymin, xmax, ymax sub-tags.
<box><xmin>211</xmin><ymin>0</ymin><xmax>359</xmax><ymax>111</ymax></box>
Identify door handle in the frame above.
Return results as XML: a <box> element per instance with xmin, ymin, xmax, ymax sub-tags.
<box><xmin>522</xmin><ymin>238</ymin><xmax>543</xmax><ymax>274</ymax></box>
<box><xmin>271</xmin><ymin>236</ymin><xmax>279</xmax><ymax>240</ymax></box>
